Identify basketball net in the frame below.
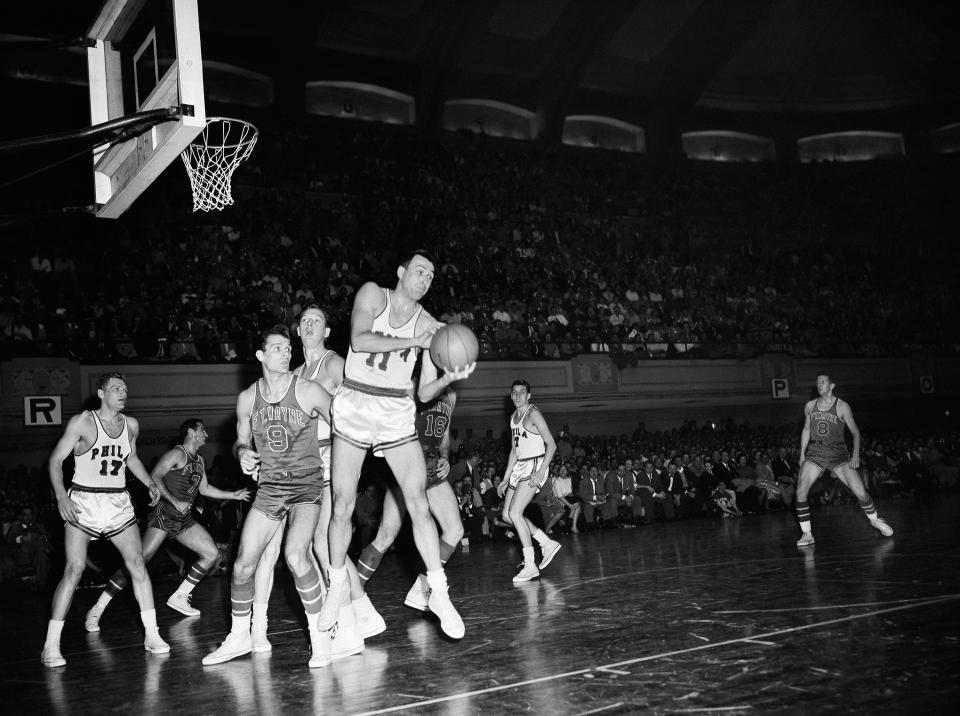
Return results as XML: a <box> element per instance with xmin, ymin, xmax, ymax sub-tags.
<box><xmin>180</xmin><ymin>117</ymin><xmax>258</xmax><ymax>212</ymax></box>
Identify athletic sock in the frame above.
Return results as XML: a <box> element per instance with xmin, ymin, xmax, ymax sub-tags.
<box><xmin>438</xmin><ymin>539</ymin><xmax>457</xmax><ymax>566</ymax></box>
<box><xmin>796</xmin><ymin>500</ymin><xmax>812</xmax><ymax>533</ymax></box>
<box><xmin>858</xmin><ymin>496</ymin><xmax>878</xmax><ymax>520</ymax></box>
<box><xmin>140</xmin><ymin>609</ymin><xmax>159</xmax><ymax>632</ymax></box>
<box><xmin>294</xmin><ymin>565</ymin><xmax>324</xmax><ymax>616</ymax></box>
<box><xmin>231</xmin><ymin>576</ymin><xmax>255</xmax><ymax>620</ymax></box>
<box><xmin>45</xmin><ymin>619</ymin><xmax>65</xmax><ymax>645</ymax></box>
<box><xmin>177</xmin><ymin>561</ymin><xmax>214</xmax><ymax>596</ymax></box>
<box><xmin>252</xmin><ymin>602</ymin><xmax>269</xmax><ymax>624</ymax></box>
<box><xmin>530</xmin><ymin>528</ymin><xmax>549</xmax><ymax>546</ymax></box>
<box><xmin>356</xmin><ymin>545</ymin><xmax>384</xmax><ymax>586</ymax></box>
<box><xmin>522</xmin><ymin>546</ymin><xmax>536</xmax><ymax>566</ymax></box>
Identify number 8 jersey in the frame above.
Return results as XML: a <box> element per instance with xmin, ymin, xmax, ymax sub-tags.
<box><xmin>251</xmin><ymin>376</ymin><xmax>322</xmax><ymax>477</ymax></box>
<box><xmin>73</xmin><ymin>411</ymin><xmax>131</xmax><ymax>489</ymax></box>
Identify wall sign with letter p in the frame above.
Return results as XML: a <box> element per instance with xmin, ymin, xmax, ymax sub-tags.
<box><xmin>771</xmin><ymin>378</ymin><xmax>790</xmax><ymax>400</ymax></box>
<box><xmin>24</xmin><ymin>396</ymin><xmax>62</xmax><ymax>427</ymax></box>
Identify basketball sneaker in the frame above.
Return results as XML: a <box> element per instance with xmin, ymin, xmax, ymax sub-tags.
<box><xmin>330</xmin><ymin>605</ymin><xmax>364</xmax><ymax>660</ymax></box>
<box><xmin>202</xmin><ymin>631</ymin><xmax>252</xmax><ymax>665</ymax></box>
<box><xmin>166</xmin><ymin>591</ymin><xmax>201</xmax><ymax>617</ymax></box>
<box><xmin>84</xmin><ymin>604</ymin><xmax>104</xmax><ymax>633</ymax></box>
<box><xmin>796</xmin><ymin>532</ymin><xmax>816</xmax><ymax>547</ymax></box>
<box><xmin>353</xmin><ymin>594</ymin><xmax>386</xmax><ymax>639</ymax></box>
<box><xmin>513</xmin><ymin>561</ymin><xmax>540</xmax><ymax>583</ymax></box>
<box><xmin>308</xmin><ymin>628</ymin><xmax>332</xmax><ymax>669</ymax></box>
<box><xmin>143</xmin><ymin>630</ymin><xmax>171</xmax><ymax>654</ymax></box>
<box><xmin>870</xmin><ymin>516</ymin><xmax>893</xmax><ymax>537</ymax></box>
<box><xmin>251</xmin><ymin>620</ymin><xmax>272</xmax><ymax>653</ymax></box>
<box><xmin>403</xmin><ymin>574</ymin><xmax>429</xmax><ymax>612</ymax></box>
<box><xmin>427</xmin><ymin>580</ymin><xmax>465</xmax><ymax>640</ymax></box>
<box><xmin>538</xmin><ymin>540</ymin><xmax>562</xmax><ymax>570</ymax></box>
<box><xmin>41</xmin><ymin>644</ymin><xmax>66</xmax><ymax>668</ymax></box>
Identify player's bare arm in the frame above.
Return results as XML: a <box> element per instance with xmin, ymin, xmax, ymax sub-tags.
<box><xmin>234</xmin><ymin>385</ymin><xmax>261</xmax><ymax>477</ymax></box>
<box><xmin>799</xmin><ymin>401</ymin><xmax>814</xmax><ymax>463</ymax></box>
<box><xmin>499</xmin><ymin>440</ymin><xmax>519</xmax><ymax>497</ymax></box>
<box><xmin>127</xmin><ymin>418</ymin><xmax>190</xmax><ymax>513</ymax></box>
<box><xmin>350</xmin><ymin>282</ymin><xmax>429</xmax><ymax>353</ymax></box>
<box><xmin>48</xmin><ymin>412</ymin><xmax>94</xmax><ymax>522</ymax></box>
<box><xmin>199</xmin><ymin>472</ymin><xmax>251</xmax><ymax>502</ymax></box>
<box><xmin>437</xmin><ymin>392</ymin><xmax>456</xmax><ymax>480</ymax></box>
<box><xmin>528</xmin><ymin>408</ymin><xmax>557</xmax><ymax>482</ymax></box>
<box><xmin>297</xmin><ymin>379</ymin><xmax>332</xmax><ymax>424</ymax></box>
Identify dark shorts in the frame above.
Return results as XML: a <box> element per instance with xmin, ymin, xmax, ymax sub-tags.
<box><xmin>805</xmin><ymin>442</ymin><xmax>850</xmax><ymax>472</ymax></box>
<box><xmin>425</xmin><ymin>455</ymin><xmax>446</xmax><ymax>489</ymax></box>
<box><xmin>147</xmin><ymin>504</ymin><xmax>197</xmax><ymax>536</ymax></box>
<box><xmin>253</xmin><ymin>470</ymin><xmax>324</xmax><ymax>521</ymax></box>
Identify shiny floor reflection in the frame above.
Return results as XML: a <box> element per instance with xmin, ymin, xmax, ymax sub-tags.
<box><xmin>3</xmin><ymin>495</ymin><xmax>959</xmax><ymax>714</ymax></box>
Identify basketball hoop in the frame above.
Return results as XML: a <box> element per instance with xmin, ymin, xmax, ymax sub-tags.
<box><xmin>180</xmin><ymin>117</ymin><xmax>258</xmax><ymax>212</ymax></box>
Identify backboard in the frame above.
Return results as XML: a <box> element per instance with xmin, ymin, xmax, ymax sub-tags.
<box><xmin>87</xmin><ymin>0</ymin><xmax>205</xmax><ymax>218</ymax></box>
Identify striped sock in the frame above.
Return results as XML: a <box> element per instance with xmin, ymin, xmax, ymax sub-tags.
<box><xmin>177</xmin><ymin>561</ymin><xmax>214</xmax><ymax>596</ymax></box>
<box><xmin>858</xmin><ymin>496</ymin><xmax>878</xmax><ymax>520</ymax></box>
<box><xmin>439</xmin><ymin>540</ymin><xmax>457</xmax><ymax>566</ymax></box>
<box><xmin>231</xmin><ymin>576</ymin><xmax>255</xmax><ymax>618</ymax></box>
<box><xmin>796</xmin><ymin>500</ymin><xmax>812</xmax><ymax>533</ymax></box>
<box><xmin>356</xmin><ymin>544</ymin><xmax>384</xmax><ymax>586</ymax></box>
<box><xmin>105</xmin><ymin>571</ymin><xmax>127</xmax><ymax>597</ymax></box>
<box><xmin>294</xmin><ymin>565</ymin><xmax>324</xmax><ymax>616</ymax></box>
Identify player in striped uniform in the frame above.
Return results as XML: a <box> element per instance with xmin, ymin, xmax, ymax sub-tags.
<box><xmin>795</xmin><ymin>374</ymin><xmax>894</xmax><ymax>546</ymax></box>
<box><xmin>497</xmin><ymin>379</ymin><xmax>561</xmax><ymax>582</ymax></box>
<box><xmin>42</xmin><ymin>372</ymin><xmax>187</xmax><ymax>667</ymax></box>
<box><xmin>355</xmin><ymin>350</ymin><xmax>475</xmax><ymax>611</ymax></box>
<box><xmin>202</xmin><ymin>325</ymin><xmax>333</xmax><ymax>668</ymax></box>
<box><xmin>84</xmin><ymin>419</ymin><xmax>251</xmax><ymax>631</ymax></box>
<box><xmin>318</xmin><ymin>250</ymin><xmax>465</xmax><ymax>640</ymax></box>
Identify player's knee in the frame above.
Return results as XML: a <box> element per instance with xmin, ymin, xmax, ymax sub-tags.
<box><xmin>63</xmin><ymin>558</ymin><xmax>86</xmax><ymax>582</ymax></box>
<box><xmin>200</xmin><ymin>545</ymin><xmax>220</xmax><ymax>567</ymax></box>
<box><xmin>283</xmin><ymin>544</ymin><xmax>311</xmax><ymax>574</ymax></box>
<box><xmin>126</xmin><ymin>555</ymin><xmax>148</xmax><ymax>579</ymax></box>
<box><xmin>445</xmin><ymin>521</ymin><xmax>464</xmax><ymax>544</ymax></box>
<box><xmin>232</xmin><ymin>560</ymin><xmax>256</xmax><ymax>584</ymax></box>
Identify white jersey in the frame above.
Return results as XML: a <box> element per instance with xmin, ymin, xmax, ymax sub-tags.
<box><xmin>298</xmin><ymin>349</ymin><xmax>336</xmax><ymax>446</ymax></box>
<box><xmin>511</xmin><ymin>404</ymin><xmax>545</xmax><ymax>460</ymax></box>
<box><xmin>72</xmin><ymin>411</ymin><xmax>132</xmax><ymax>489</ymax></box>
<box><xmin>344</xmin><ymin>288</ymin><xmax>422</xmax><ymax>391</ymax></box>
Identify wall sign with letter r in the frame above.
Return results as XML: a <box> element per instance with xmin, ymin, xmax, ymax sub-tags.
<box><xmin>24</xmin><ymin>396</ymin><xmax>62</xmax><ymax>427</ymax></box>
<box><xmin>771</xmin><ymin>378</ymin><xmax>790</xmax><ymax>400</ymax></box>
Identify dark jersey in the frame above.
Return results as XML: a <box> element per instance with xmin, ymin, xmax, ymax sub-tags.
<box><xmin>809</xmin><ymin>397</ymin><xmax>845</xmax><ymax>447</ymax></box>
<box><xmin>417</xmin><ymin>391</ymin><xmax>454</xmax><ymax>460</ymax></box>
<box><xmin>251</xmin><ymin>375</ymin><xmax>322</xmax><ymax>476</ymax></box>
<box><xmin>160</xmin><ymin>446</ymin><xmax>204</xmax><ymax>505</ymax></box>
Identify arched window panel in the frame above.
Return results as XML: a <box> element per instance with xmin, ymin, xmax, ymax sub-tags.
<box><xmin>304</xmin><ymin>82</ymin><xmax>415</xmax><ymax>125</ymax></box>
<box><xmin>682</xmin><ymin>130</ymin><xmax>774</xmax><ymax>163</ymax></box>
<box><xmin>204</xmin><ymin>62</ymin><xmax>273</xmax><ymax>107</ymax></box>
<box><xmin>930</xmin><ymin>122</ymin><xmax>960</xmax><ymax>154</ymax></box>
<box><xmin>562</xmin><ymin>115</ymin><xmax>645</xmax><ymax>152</ymax></box>
<box><xmin>443</xmin><ymin>99</ymin><xmax>537</xmax><ymax>140</ymax></box>
<box><xmin>798</xmin><ymin>131</ymin><xmax>905</xmax><ymax>163</ymax></box>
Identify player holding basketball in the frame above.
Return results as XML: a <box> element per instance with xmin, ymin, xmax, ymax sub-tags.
<box><xmin>42</xmin><ymin>372</ymin><xmax>187</xmax><ymax>667</ymax></box>
<box><xmin>498</xmin><ymin>379</ymin><xmax>561</xmax><ymax>582</ymax></box>
<box><xmin>202</xmin><ymin>325</ymin><xmax>333</xmax><ymax>667</ymax></box>
<box><xmin>795</xmin><ymin>374</ymin><xmax>894</xmax><ymax>546</ymax></box>
<box><xmin>84</xmin><ymin>419</ymin><xmax>251</xmax><ymax>631</ymax></box>
<box><xmin>250</xmin><ymin>305</ymin><xmax>383</xmax><ymax>660</ymax></box>
<box><xmin>317</xmin><ymin>250</ymin><xmax>465</xmax><ymax>639</ymax></box>
<box><xmin>355</xmin><ymin>351</ymin><xmax>475</xmax><ymax>609</ymax></box>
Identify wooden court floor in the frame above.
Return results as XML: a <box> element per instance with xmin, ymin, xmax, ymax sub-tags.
<box><xmin>2</xmin><ymin>494</ymin><xmax>959</xmax><ymax>715</ymax></box>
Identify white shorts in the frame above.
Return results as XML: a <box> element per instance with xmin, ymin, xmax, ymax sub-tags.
<box><xmin>508</xmin><ymin>456</ymin><xmax>546</xmax><ymax>490</ymax></box>
<box><xmin>332</xmin><ymin>379</ymin><xmax>417</xmax><ymax>453</ymax></box>
<box><xmin>67</xmin><ymin>486</ymin><xmax>137</xmax><ymax>539</ymax></box>
<box><xmin>319</xmin><ymin>441</ymin><xmax>331</xmax><ymax>488</ymax></box>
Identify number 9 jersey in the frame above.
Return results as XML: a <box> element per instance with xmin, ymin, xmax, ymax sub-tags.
<box><xmin>251</xmin><ymin>375</ymin><xmax>322</xmax><ymax>478</ymax></box>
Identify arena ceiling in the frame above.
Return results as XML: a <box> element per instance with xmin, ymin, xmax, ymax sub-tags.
<box><xmin>2</xmin><ymin>0</ymin><xmax>959</xmax><ymax>127</ymax></box>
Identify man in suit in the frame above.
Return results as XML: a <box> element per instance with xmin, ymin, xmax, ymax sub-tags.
<box><xmin>577</xmin><ymin>465</ymin><xmax>607</xmax><ymax>528</ymax></box>
<box><xmin>448</xmin><ymin>453</ymin><xmax>480</xmax><ymax>486</ymax></box>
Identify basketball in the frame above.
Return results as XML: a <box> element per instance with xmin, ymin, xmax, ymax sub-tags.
<box><xmin>430</xmin><ymin>324</ymin><xmax>479</xmax><ymax>372</ymax></box>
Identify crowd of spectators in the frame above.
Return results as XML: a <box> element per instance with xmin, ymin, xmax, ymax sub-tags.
<box><xmin>4</xmin><ymin>417</ymin><xmax>956</xmax><ymax>588</ymax></box>
<box><xmin>1</xmin><ymin>116</ymin><xmax>958</xmax><ymax>363</ymax></box>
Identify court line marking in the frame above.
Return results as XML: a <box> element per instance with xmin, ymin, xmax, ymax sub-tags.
<box><xmin>715</xmin><ymin>594</ymin><xmax>954</xmax><ymax>614</ymax></box>
<box><xmin>355</xmin><ymin>593</ymin><xmax>960</xmax><ymax>715</ymax></box>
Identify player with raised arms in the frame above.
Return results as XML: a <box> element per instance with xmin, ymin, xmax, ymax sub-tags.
<box><xmin>795</xmin><ymin>374</ymin><xmax>894</xmax><ymax>546</ymax></box>
<box><xmin>317</xmin><ymin>249</ymin><xmax>465</xmax><ymax>639</ymax></box>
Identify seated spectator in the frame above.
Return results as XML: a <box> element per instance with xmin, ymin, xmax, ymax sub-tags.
<box><xmin>577</xmin><ymin>464</ymin><xmax>607</xmax><ymax>529</ymax></box>
<box><xmin>6</xmin><ymin>506</ymin><xmax>53</xmax><ymax>587</ymax></box>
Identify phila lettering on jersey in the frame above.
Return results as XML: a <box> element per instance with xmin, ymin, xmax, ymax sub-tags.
<box><xmin>73</xmin><ymin>411</ymin><xmax>131</xmax><ymax>489</ymax></box>
<box><xmin>512</xmin><ymin>404</ymin><xmax>545</xmax><ymax>460</ymax></box>
<box><xmin>344</xmin><ymin>288</ymin><xmax>422</xmax><ymax>391</ymax></box>
<box><xmin>251</xmin><ymin>376</ymin><xmax>322</xmax><ymax>476</ymax></box>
